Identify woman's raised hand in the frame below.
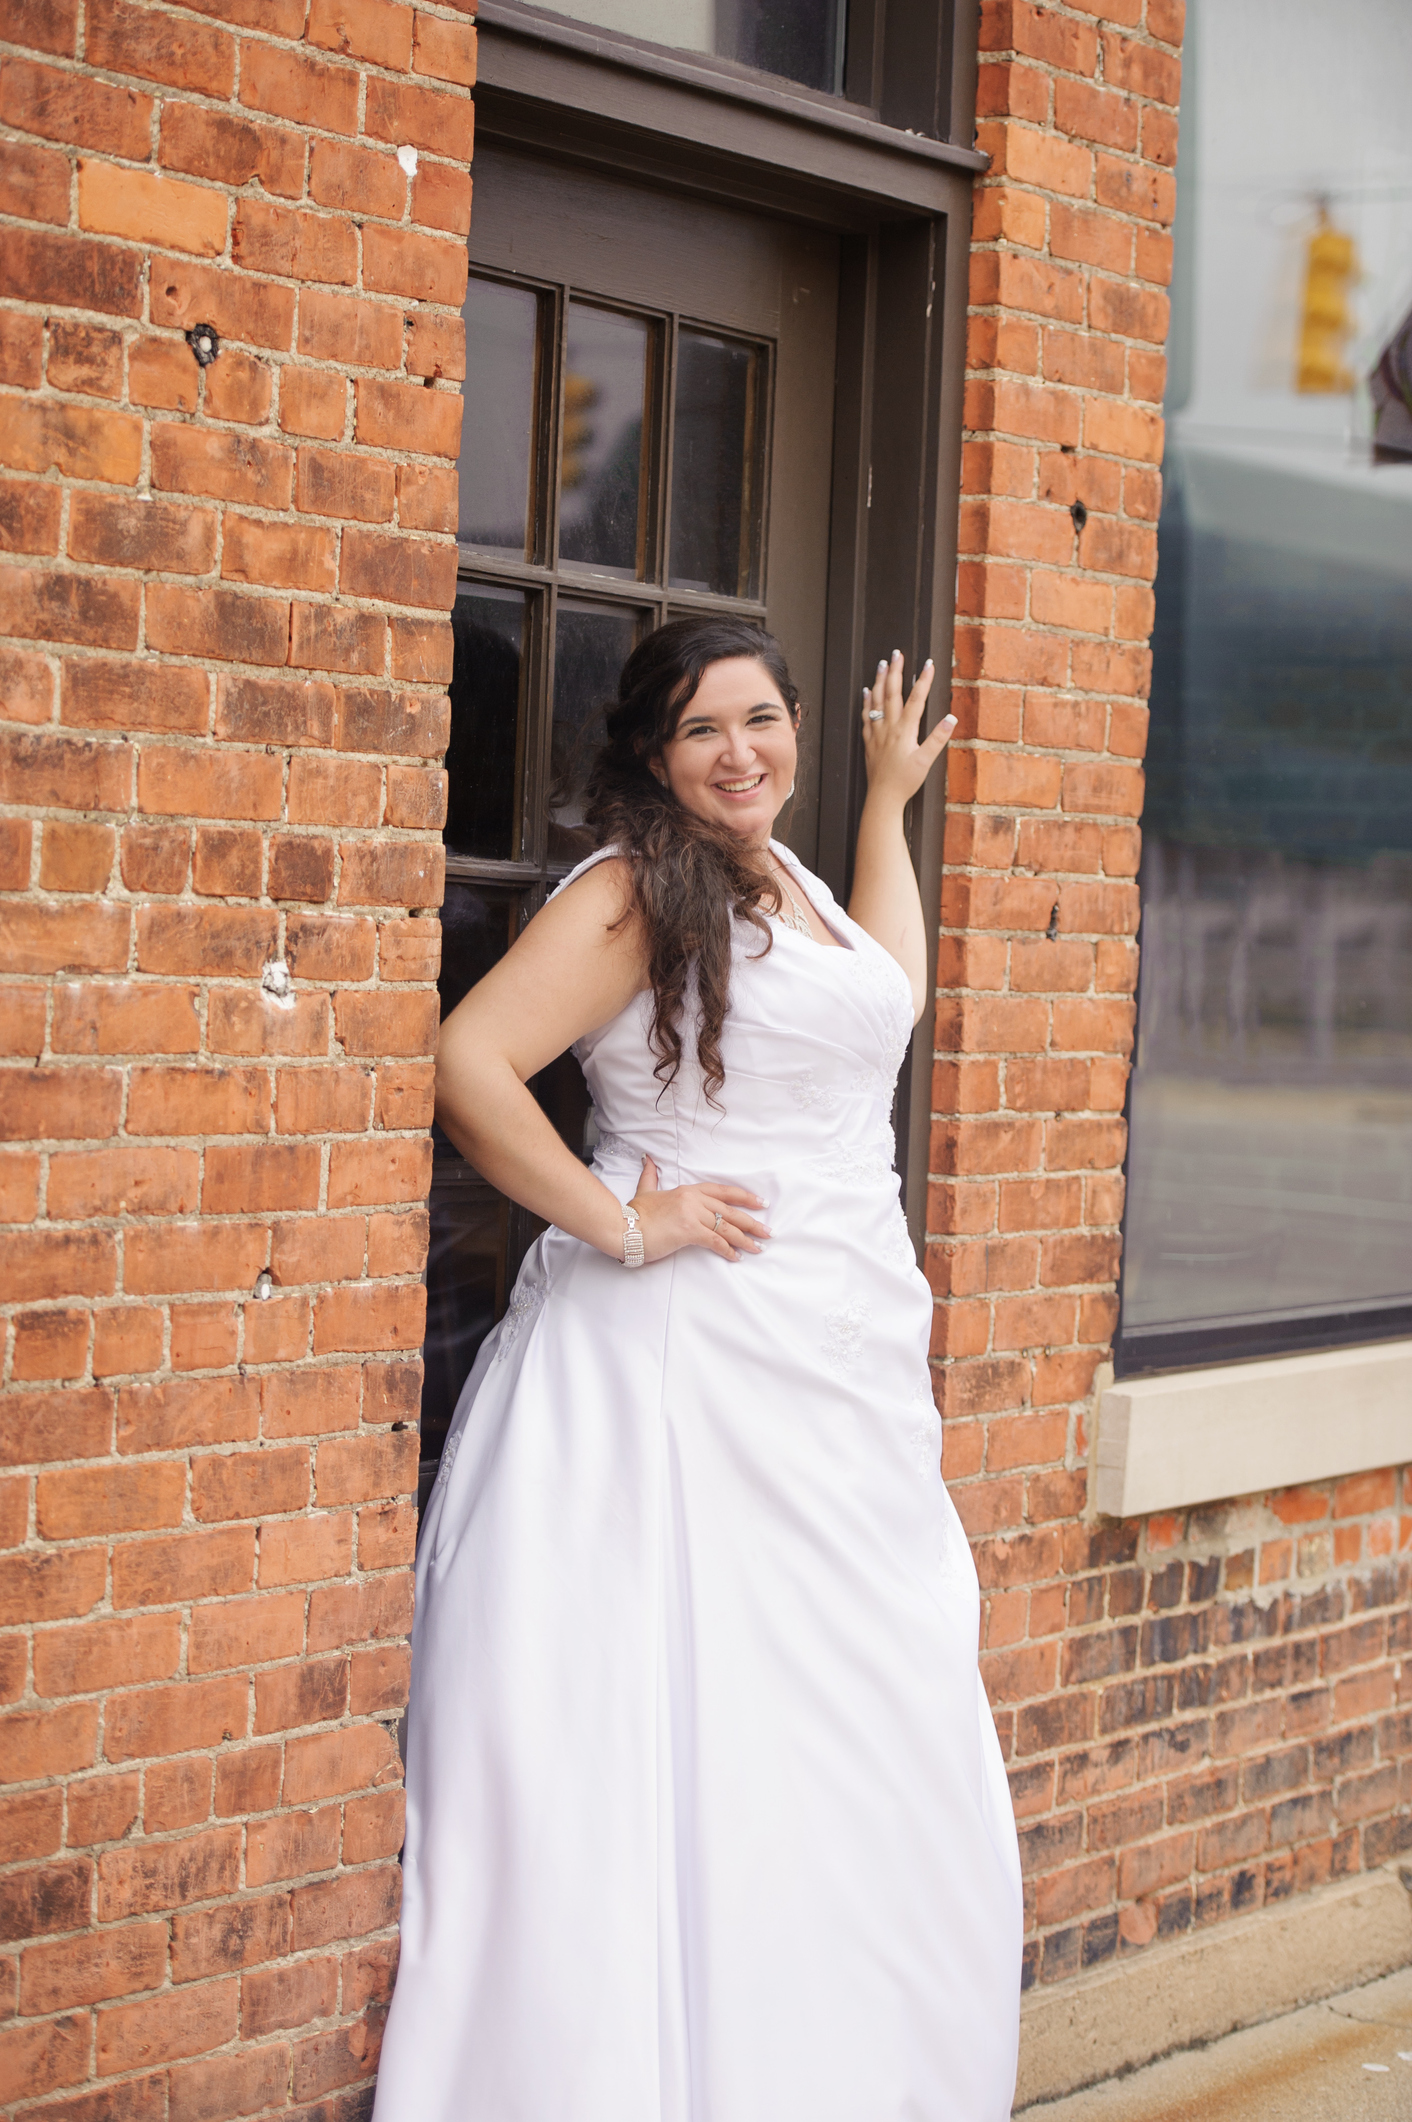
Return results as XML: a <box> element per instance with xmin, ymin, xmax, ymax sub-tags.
<box><xmin>860</xmin><ymin>649</ymin><xmax>956</xmax><ymax>809</ymax></box>
<box><xmin>627</xmin><ymin>1155</ymin><xmax>771</xmax><ymax>1264</ymax></box>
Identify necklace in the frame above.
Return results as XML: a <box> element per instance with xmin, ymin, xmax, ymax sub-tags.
<box><xmin>769</xmin><ymin>861</ymin><xmax>813</xmax><ymax>937</ymax></box>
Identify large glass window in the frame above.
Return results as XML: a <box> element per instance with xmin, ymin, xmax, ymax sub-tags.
<box><xmin>422</xmin><ymin>264</ymin><xmax>773</xmax><ymax>1498</ymax></box>
<box><xmin>1119</xmin><ymin>0</ymin><xmax>1412</xmax><ymax>1371</ymax></box>
<box><xmin>544</xmin><ymin>0</ymin><xmax>848</xmax><ymax>96</ymax></box>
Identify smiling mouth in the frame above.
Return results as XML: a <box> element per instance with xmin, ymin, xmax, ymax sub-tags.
<box><xmin>714</xmin><ymin>774</ymin><xmax>766</xmax><ymax>795</ymax></box>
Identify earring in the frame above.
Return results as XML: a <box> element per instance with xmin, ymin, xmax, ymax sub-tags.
<box><xmin>786</xmin><ymin>779</ymin><xmax>796</xmax><ymax>799</ymax></box>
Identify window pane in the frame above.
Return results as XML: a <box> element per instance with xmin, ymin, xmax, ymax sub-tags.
<box><xmin>670</xmin><ymin>330</ymin><xmax>760</xmax><ymax>597</ymax></box>
<box><xmin>1121</xmin><ymin>0</ymin><xmax>1412</xmax><ymax>1348</ymax></box>
<box><xmin>549</xmin><ymin>600</ymin><xmax>639</xmax><ymax>861</ymax></box>
<box><xmin>543</xmin><ymin>0</ymin><xmax>846</xmax><ymax>94</ymax></box>
<box><xmin>459</xmin><ymin>278</ymin><xmax>540</xmax><ymax>556</ymax></box>
<box><xmin>559</xmin><ymin>304</ymin><xmax>649</xmax><ymax>577</ymax></box>
<box><xmin>445</xmin><ymin>585</ymin><xmax>526</xmax><ymax>861</ymax></box>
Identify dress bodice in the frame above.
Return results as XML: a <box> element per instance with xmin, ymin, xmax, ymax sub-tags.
<box><xmin>563</xmin><ymin>842</ymin><xmax>915</xmax><ymax>1194</ymax></box>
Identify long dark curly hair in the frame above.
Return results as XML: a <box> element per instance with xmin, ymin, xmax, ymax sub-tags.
<box><xmin>582</xmin><ymin>615</ymin><xmax>801</xmax><ymax>1104</ymax></box>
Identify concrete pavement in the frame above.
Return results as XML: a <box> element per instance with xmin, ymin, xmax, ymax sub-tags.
<box><xmin>1016</xmin><ymin>1966</ymin><xmax>1412</xmax><ymax>2122</ymax></box>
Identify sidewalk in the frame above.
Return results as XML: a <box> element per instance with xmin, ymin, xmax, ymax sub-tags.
<box><xmin>1016</xmin><ymin>1966</ymin><xmax>1412</xmax><ymax>2122</ymax></box>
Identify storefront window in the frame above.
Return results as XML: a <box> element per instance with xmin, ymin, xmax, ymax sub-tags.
<box><xmin>544</xmin><ymin>0</ymin><xmax>847</xmax><ymax>96</ymax></box>
<box><xmin>1119</xmin><ymin>0</ymin><xmax>1412</xmax><ymax>1369</ymax></box>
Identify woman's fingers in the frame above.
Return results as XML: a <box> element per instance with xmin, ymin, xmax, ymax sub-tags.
<box><xmin>637</xmin><ymin>1154</ymin><xmax>658</xmax><ymax>1193</ymax></box>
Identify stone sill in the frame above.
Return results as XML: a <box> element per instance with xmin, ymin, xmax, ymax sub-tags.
<box><xmin>1094</xmin><ymin>1338</ymin><xmax>1412</xmax><ymax>1520</ymax></box>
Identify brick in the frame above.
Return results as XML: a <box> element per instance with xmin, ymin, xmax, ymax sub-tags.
<box><xmin>52</xmin><ymin>981</ymin><xmax>200</xmax><ymax>1054</ymax></box>
<box><xmin>296</xmin><ymin>442</ymin><xmax>396</xmax><ymax>522</ymax></box>
<box><xmin>145</xmin><ymin>582</ymin><xmax>290</xmax><ymax>667</ymax></box>
<box><xmin>105</xmin><ymin>1675</ymin><xmax>247</xmax><ymax>1764</ymax></box>
<box><xmin>125</xmin><ymin>1220</ymin><xmax>268</xmax><ymax>1297</ymax></box>
<box><xmin>222</xmin><ymin>516</ymin><xmax>337</xmax><ymax>594</ymax></box>
<box><xmin>291</xmin><ymin>602</ymin><xmax>387</xmax><ymax>675</ymax></box>
<box><xmin>315</xmin><ymin>1429</ymin><xmax>419</xmax><ymax>1507</ymax></box>
<box><xmin>288</xmin><ymin>757</ymin><xmax>382</xmax><ymax>828</ymax></box>
<box><xmin>212</xmin><ymin>1743</ymin><xmax>282</xmax><ymax>1818</ymax></box>
<box><xmin>357</xmin><ymin>1498</ymin><xmax>415</xmax><ymax>1571</ymax></box>
<box><xmin>128</xmin><ymin>336</ymin><xmax>200</xmax><ymax>413</ymax></box>
<box><xmin>68</xmin><ymin>496</ymin><xmax>218</xmax><ymax>579</ymax></box>
<box><xmin>111</xmin><ymin>1526</ymin><xmax>254</xmax><ymax>1610</ymax></box>
<box><xmin>254</xmin><ymin>1655</ymin><xmax>347</xmax><ymax>1734</ymax></box>
<box><xmin>243</xmin><ymin>1289</ymin><xmax>310</xmax><ymax>1363</ymax></box>
<box><xmin>0</xmin><ymin>1700</ymin><xmax>98</xmax><ymax>1779</ymax></box>
<box><xmin>134</xmin><ymin>904</ymin><xmax>279</xmax><ymax>976</ymax></box>
<box><xmin>11</xmin><ymin>1308</ymin><xmax>90</xmax><ymax>1381</ymax></box>
<box><xmin>91</xmin><ymin>1306</ymin><xmax>162</xmax><ymax>1379</ymax></box>
<box><xmin>306</xmin><ymin>1568</ymin><xmax>412</xmax><ymax>1652</ymax></box>
<box><xmin>144</xmin><ymin>1754</ymin><xmax>213</xmax><ymax>1833</ymax></box>
<box><xmin>283</xmin><ymin>1721</ymin><xmax>400</xmax><ymax>1805</ymax></box>
<box><xmin>150</xmin><ymin>260</ymin><xmax>296</xmax><ymax>354</ymax></box>
<box><xmin>350</xmin><ymin>1641</ymin><xmax>410</xmax><ymax>1717</ymax></box>
<box><xmin>0</xmin><ymin>55</ymin><xmax>152</xmax><ymax>157</ymax></box>
<box><xmin>87</xmin><ymin>0</ymin><xmax>234</xmax><ymax>92</ymax></box>
<box><xmin>314</xmin><ymin>1280</ymin><xmax>427</xmax><ymax>1353</ymax></box>
<box><xmin>258</xmin><ymin>1510</ymin><xmax>352</xmax><ymax>1587</ymax></box>
<box><xmin>0</xmin><ymin>475</ymin><xmax>62</xmax><ymax>555</ymax></box>
<box><xmin>363</xmin><ymin>221</ymin><xmax>467</xmax><ymax>306</ymax></box>
<box><xmin>0</xmin><ymin>224</ymin><xmax>143</xmax><ymax>319</ymax></box>
<box><xmin>160</xmin><ymin>102</ymin><xmax>305</xmax><ymax>198</ymax></box>
<box><xmin>167</xmin><ymin>2044</ymin><xmax>290</xmax><ymax>2121</ymax></box>
<box><xmin>410</xmin><ymin>158</ymin><xmax>473</xmax><ymax>237</ymax></box>
<box><xmin>95</xmin><ymin>1976</ymin><xmax>239</xmax><ymax>2075</ymax></box>
<box><xmin>192</xmin><ymin>824</ymin><xmax>262</xmax><ymax>896</ymax></box>
<box><xmin>0</xmin><ymin>639</ymin><xmax>54</xmax><ymax>721</ymax></box>
<box><xmin>1</xmin><ymin>563</ymin><xmax>141</xmax><ymax>649</ymax></box>
<box><xmin>280</xmin><ymin>367</ymin><xmax>348</xmax><ymax>440</ymax></box>
<box><xmin>340</xmin><ymin>525</ymin><xmax>459</xmax><ymax>609</ymax></box>
<box><xmin>214</xmin><ymin>672</ymin><xmax>336</xmax><ymax>748</ymax></box>
<box><xmin>0</xmin><ymin>1786</ymin><xmax>64</xmax><ymax>1863</ymax></box>
<box><xmin>202</xmin><ymin>1141</ymin><xmax>321</xmax><ymax>1213</ymax></box>
<box><xmin>240</xmin><ymin>39</ymin><xmax>359</xmax><ymax>132</ymax></box>
<box><xmin>0</xmin><ymin>1857</ymin><xmax>92</xmax><ymax>1943</ymax></box>
<box><xmin>39</xmin><ymin>820</ymin><xmax>115</xmax><ymax>893</ymax></box>
<box><xmin>151</xmin><ymin>425</ymin><xmax>293</xmax><ymax>509</ymax></box>
<box><xmin>309</xmin><ymin>137</ymin><xmax>405</xmax><ymax>220</ymax></box>
<box><xmin>338</xmin><ymin>686</ymin><xmax>448</xmax><ymax>756</ymax></box>
<box><xmin>276</xmin><ymin>1066</ymin><xmax>373</xmax><ymax>1135</ymax></box>
<box><xmin>37</xmin><ymin>1459</ymin><xmax>185</xmax><ymax>1541</ymax></box>
<box><xmin>169</xmin><ymin>1303</ymin><xmax>240</xmax><ymax>1373</ymax></box>
<box><xmin>204</xmin><ymin>348</ymin><xmax>274</xmax><ymax>424</ymax></box>
<box><xmin>116</xmin><ymin>1374</ymin><xmax>259</xmax><ymax>1453</ymax></box>
<box><xmin>268</xmin><ymin>832</ymin><xmax>335</xmax><ymax>902</ymax></box>
<box><xmin>207</xmin><ymin>986</ymin><xmax>331</xmax><ymax>1057</ymax></box>
<box><xmin>291</xmin><ymin>1864</ymin><xmax>399</xmax><ymax>1951</ymax></box>
<box><xmin>76</xmin><ymin>160</ymin><xmax>228</xmax><ymax>257</ymax></box>
<box><xmin>406</xmin><ymin>311</ymin><xmax>465</xmax><ymax>383</ymax></box>
<box><xmin>0</xmin><ymin>1544</ymin><xmax>106</xmax><ymax>1626</ymax></box>
<box><xmin>188</xmin><ymin>1589</ymin><xmax>305</xmax><ymax>1674</ymax></box>
<box><xmin>389</xmin><ymin>613</ymin><xmax>452</xmax><ymax>682</ymax></box>
<box><xmin>338</xmin><ymin>839</ymin><xmax>443</xmax><ymax>910</ymax></box>
<box><xmin>232</xmin><ymin>197</ymin><xmax>358</xmax><ymax>287</ymax></box>
<box><xmin>34</xmin><ymin>1611</ymin><xmax>179</xmax><ymax>1699</ymax></box>
<box><xmin>1</xmin><ymin>1227</ymin><xmax>118</xmax><ymax>1303</ymax></box>
<box><xmin>192</xmin><ymin>1447</ymin><xmax>308</xmax><ymax>1522</ymax></box>
<box><xmin>0</xmin><ymin>2012</ymin><xmax>90</xmax><ymax>2103</ymax></box>
<box><xmin>0</xmin><ymin>313</ymin><xmax>45</xmax><ymax>390</ymax></box>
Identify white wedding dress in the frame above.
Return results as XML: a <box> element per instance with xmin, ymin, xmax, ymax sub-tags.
<box><xmin>373</xmin><ymin>845</ymin><xmax>1023</xmax><ymax>2122</ymax></box>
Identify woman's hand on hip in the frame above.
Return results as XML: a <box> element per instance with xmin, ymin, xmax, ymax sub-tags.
<box><xmin>860</xmin><ymin>649</ymin><xmax>956</xmax><ymax>809</ymax></box>
<box><xmin>628</xmin><ymin>1155</ymin><xmax>770</xmax><ymax>1263</ymax></box>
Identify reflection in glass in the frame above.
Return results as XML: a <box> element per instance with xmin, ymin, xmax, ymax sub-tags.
<box><xmin>459</xmin><ymin>278</ymin><xmax>540</xmax><ymax>555</ymax></box>
<box><xmin>670</xmin><ymin>330</ymin><xmax>759</xmax><ymax>597</ymax></box>
<box><xmin>559</xmin><ymin>304</ymin><xmax>649</xmax><ymax>576</ymax></box>
<box><xmin>1121</xmin><ymin>0</ymin><xmax>1412</xmax><ymax>1350</ymax></box>
<box><xmin>549</xmin><ymin>601</ymin><xmax>638</xmax><ymax>858</ymax></box>
<box><xmin>544</xmin><ymin>0</ymin><xmax>846</xmax><ymax>93</ymax></box>
<box><xmin>422</xmin><ymin>883</ymin><xmax>519</xmax><ymax>1499</ymax></box>
<box><xmin>445</xmin><ymin>586</ymin><xmax>525</xmax><ymax>861</ymax></box>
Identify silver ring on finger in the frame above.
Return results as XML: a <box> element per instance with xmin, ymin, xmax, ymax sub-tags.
<box><xmin>867</xmin><ymin>709</ymin><xmax>884</xmax><ymax>721</ymax></box>
<box><xmin>713</xmin><ymin>1211</ymin><xmax>724</xmax><ymax>1232</ymax></box>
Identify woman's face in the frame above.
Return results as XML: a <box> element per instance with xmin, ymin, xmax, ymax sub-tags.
<box><xmin>654</xmin><ymin>657</ymin><xmax>798</xmax><ymax>845</ymax></box>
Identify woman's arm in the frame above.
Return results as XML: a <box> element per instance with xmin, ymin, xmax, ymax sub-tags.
<box><xmin>847</xmin><ymin>650</ymin><xmax>956</xmax><ymax>1021</ymax></box>
<box><xmin>434</xmin><ymin>860</ymin><xmax>769</xmax><ymax>1263</ymax></box>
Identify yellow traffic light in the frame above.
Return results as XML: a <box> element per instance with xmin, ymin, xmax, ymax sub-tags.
<box><xmin>561</xmin><ymin>372</ymin><xmax>598</xmax><ymax>491</ymax></box>
<box><xmin>1296</xmin><ymin>213</ymin><xmax>1358</xmax><ymax>394</ymax></box>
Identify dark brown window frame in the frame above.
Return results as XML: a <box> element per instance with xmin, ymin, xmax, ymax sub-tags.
<box><xmin>460</xmin><ymin>0</ymin><xmax>982</xmax><ymax>1257</ymax></box>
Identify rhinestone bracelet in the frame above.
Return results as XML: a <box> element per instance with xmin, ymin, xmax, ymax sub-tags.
<box><xmin>622</xmin><ymin>1204</ymin><xmax>644</xmax><ymax>1268</ymax></box>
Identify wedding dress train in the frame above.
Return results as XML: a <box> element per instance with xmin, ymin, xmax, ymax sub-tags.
<box><xmin>372</xmin><ymin>845</ymin><xmax>1023</xmax><ymax>2122</ymax></box>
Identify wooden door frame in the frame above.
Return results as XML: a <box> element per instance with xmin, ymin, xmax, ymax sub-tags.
<box><xmin>468</xmin><ymin>0</ymin><xmax>982</xmax><ymax>1251</ymax></box>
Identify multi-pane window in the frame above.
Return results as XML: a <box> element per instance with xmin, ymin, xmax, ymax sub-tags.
<box><xmin>1118</xmin><ymin>0</ymin><xmax>1412</xmax><ymax>1372</ymax></box>
<box><xmin>422</xmin><ymin>268</ymin><xmax>773</xmax><ymax>1491</ymax></box>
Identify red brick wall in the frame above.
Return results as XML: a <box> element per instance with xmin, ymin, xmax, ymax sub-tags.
<box><xmin>0</xmin><ymin>0</ymin><xmax>471</xmax><ymax>2111</ymax></box>
<box><xmin>939</xmin><ymin>0</ymin><xmax>1412</xmax><ymax>1994</ymax></box>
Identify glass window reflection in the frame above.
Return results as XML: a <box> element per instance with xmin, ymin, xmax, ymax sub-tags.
<box><xmin>445</xmin><ymin>586</ymin><xmax>526</xmax><ymax>861</ymax></box>
<box><xmin>670</xmin><ymin>330</ymin><xmax>760</xmax><ymax>597</ymax></box>
<box><xmin>459</xmin><ymin>278</ymin><xmax>541</xmax><ymax>556</ymax></box>
<box><xmin>550</xmin><ymin>601</ymin><xmax>640</xmax><ymax>860</ymax></box>
<box><xmin>1121</xmin><ymin>0</ymin><xmax>1412</xmax><ymax>1356</ymax></box>
<box><xmin>559</xmin><ymin>304</ymin><xmax>650</xmax><ymax>577</ymax></box>
<box><xmin>543</xmin><ymin>0</ymin><xmax>846</xmax><ymax>95</ymax></box>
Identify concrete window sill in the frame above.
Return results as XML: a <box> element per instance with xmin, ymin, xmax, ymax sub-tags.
<box><xmin>1094</xmin><ymin>1337</ymin><xmax>1412</xmax><ymax>1519</ymax></box>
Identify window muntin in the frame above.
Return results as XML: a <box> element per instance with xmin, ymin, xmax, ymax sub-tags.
<box><xmin>1118</xmin><ymin>0</ymin><xmax>1412</xmax><ymax>1371</ymax></box>
<box><xmin>542</xmin><ymin>0</ymin><xmax>848</xmax><ymax>96</ymax></box>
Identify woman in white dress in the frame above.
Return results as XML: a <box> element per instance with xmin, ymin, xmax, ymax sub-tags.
<box><xmin>372</xmin><ymin>619</ymin><xmax>1023</xmax><ymax>2122</ymax></box>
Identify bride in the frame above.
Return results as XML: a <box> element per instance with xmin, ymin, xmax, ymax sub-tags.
<box><xmin>372</xmin><ymin>618</ymin><xmax>1023</xmax><ymax>2121</ymax></box>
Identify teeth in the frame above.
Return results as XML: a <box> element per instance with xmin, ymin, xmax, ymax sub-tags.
<box><xmin>717</xmin><ymin>776</ymin><xmax>763</xmax><ymax>792</ymax></box>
